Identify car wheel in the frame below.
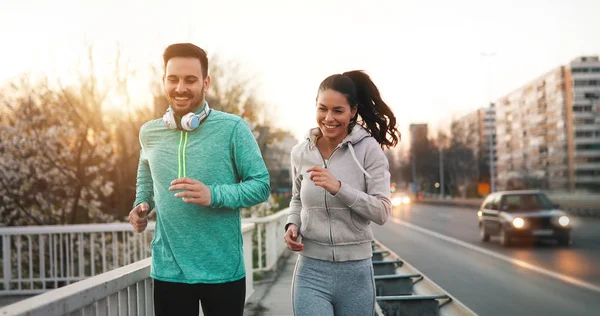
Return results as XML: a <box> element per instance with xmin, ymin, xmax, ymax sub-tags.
<box><xmin>479</xmin><ymin>224</ymin><xmax>490</xmax><ymax>242</ymax></box>
<box><xmin>500</xmin><ymin>227</ymin><xmax>511</xmax><ymax>247</ymax></box>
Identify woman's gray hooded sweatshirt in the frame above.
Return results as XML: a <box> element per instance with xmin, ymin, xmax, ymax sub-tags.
<box><xmin>286</xmin><ymin>125</ymin><xmax>391</xmax><ymax>262</ymax></box>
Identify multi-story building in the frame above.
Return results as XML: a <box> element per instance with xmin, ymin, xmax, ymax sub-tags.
<box><xmin>450</xmin><ymin>105</ymin><xmax>497</xmax><ymax>184</ymax></box>
<box><xmin>569</xmin><ymin>56</ymin><xmax>600</xmax><ymax>192</ymax></box>
<box><xmin>481</xmin><ymin>105</ymin><xmax>497</xmax><ymax>167</ymax></box>
<box><xmin>409</xmin><ymin>123</ymin><xmax>428</xmax><ymax>191</ymax></box>
<box><xmin>495</xmin><ymin>56</ymin><xmax>600</xmax><ymax>192</ymax></box>
<box><xmin>410</xmin><ymin>123</ymin><xmax>428</xmax><ymax>143</ymax></box>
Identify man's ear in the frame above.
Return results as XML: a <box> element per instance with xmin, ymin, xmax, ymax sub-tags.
<box><xmin>204</xmin><ymin>75</ymin><xmax>211</xmax><ymax>91</ymax></box>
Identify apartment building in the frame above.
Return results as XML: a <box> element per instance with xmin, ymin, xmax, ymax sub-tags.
<box><xmin>495</xmin><ymin>56</ymin><xmax>600</xmax><ymax>192</ymax></box>
<box><xmin>569</xmin><ymin>56</ymin><xmax>600</xmax><ymax>191</ymax></box>
<box><xmin>410</xmin><ymin>123</ymin><xmax>428</xmax><ymax>143</ymax></box>
<box><xmin>451</xmin><ymin>105</ymin><xmax>497</xmax><ymax>169</ymax></box>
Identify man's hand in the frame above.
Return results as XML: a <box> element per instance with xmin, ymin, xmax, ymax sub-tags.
<box><xmin>169</xmin><ymin>177</ymin><xmax>212</xmax><ymax>206</ymax></box>
<box><xmin>129</xmin><ymin>202</ymin><xmax>149</xmax><ymax>233</ymax></box>
<box><xmin>284</xmin><ymin>224</ymin><xmax>304</xmax><ymax>252</ymax></box>
<box><xmin>307</xmin><ymin>166</ymin><xmax>341</xmax><ymax>195</ymax></box>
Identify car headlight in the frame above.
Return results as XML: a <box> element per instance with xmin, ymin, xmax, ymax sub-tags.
<box><xmin>392</xmin><ymin>197</ymin><xmax>402</xmax><ymax>206</ymax></box>
<box><xmin>512</xmin><ymin>217</ymin><xmax>525</xmax><ymax>229</ymax></box>
<box><xmin>558</xmin><ymin>216</ymin><xmax>570</xmax><ymax>227</ymax></box>
<box><xmin>477</xmin><ymin>211</ymin><xmax>483</xmax><ymax>217</ymax></box>
<box><xmin>402</xmin><ymin>197</ymin><xmax>411</xmax><ymax>204</ymax></box>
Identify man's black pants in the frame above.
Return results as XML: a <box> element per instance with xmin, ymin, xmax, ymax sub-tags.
<box><xmin>153</xmin><ymin>277</ymin><xmax>246</xmax><ymax>316</ymax></box>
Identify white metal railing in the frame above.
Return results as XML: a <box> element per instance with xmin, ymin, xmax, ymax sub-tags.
<box><xmin>0</xmin><ymin>223</ymin><xmax>256</xmax><ymax>316</ymax></box>
<box><xmin>0</xmin><ymin>208</ymin><xmax>290</xmax><ymax>315</ymax></box>
<box><xmin>0</xmin><ymin>223</ymin><xmax>156</xmax><ymax>295</ymax></box>
<box><xmin>242</xmin><ymin>208</ymin><xmax>289</xmax><ymax>273</ymax></box>
<box><xmin>0</xmin><ymin>258</ymin><xmax>154</xmax><ymax>316</ymax></box>
<box><xmin>0</xmin><ymin>208</ymin><xmax>290</xmax><ymax>295</ymax></box>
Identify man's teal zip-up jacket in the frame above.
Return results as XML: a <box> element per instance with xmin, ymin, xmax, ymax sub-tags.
<box><xmin>134</xmin><ymin>103</ymin><xmax>270</xmax><ymax>284</ymax></box>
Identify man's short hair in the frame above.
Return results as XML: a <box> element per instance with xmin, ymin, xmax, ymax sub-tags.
<box><xmin>163</xmin><ymin>43</ymin><xmax>208</xmax><ymax>78</ymax></box>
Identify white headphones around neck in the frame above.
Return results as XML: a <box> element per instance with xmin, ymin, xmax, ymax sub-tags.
<box><xmin>163</xmin><ymin>103</ymin><xmax>211</xmax><ymax>131</ymax></box>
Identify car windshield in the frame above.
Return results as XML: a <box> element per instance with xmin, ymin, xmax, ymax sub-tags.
<box><xmin>500</xmin><ymin>193</ymin><xmax>555</xmax><ymax>212</ymax></box>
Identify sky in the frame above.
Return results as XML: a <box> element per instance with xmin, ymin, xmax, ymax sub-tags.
<box><xmin>1</xmin><ymin>0</ymin><xmax>599</xmax><ymax>147</ymax></box>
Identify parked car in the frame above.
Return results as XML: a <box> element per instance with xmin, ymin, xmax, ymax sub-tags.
<box><xmin>477</xmin><ymin>190</ymin><xmax>572</xmax><ymax>247</ymax></box>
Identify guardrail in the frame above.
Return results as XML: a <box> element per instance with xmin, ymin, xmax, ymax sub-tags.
<box><xmin>0</xmin><ymin>208</ymin><xmax>481</xmax><ymax>315</ymax></box>
<box><xmin>241</xmin><ymin>209</ymin><xmax>288</xmax><ymax>273</ymax></box>
<box><xmin>0</xmin><ymin>224</ymin><xmax>256</xmax><ymax>316</ymax></box>
<box><xmin>372</xmin><ymin>240</ymin><xmax>476</xmax><ymax>315</ymax></box>
<box><xmin>0</xmin><ymin>223</ymin><xmax>155</xmax><ymax>295</ymax></box>
<box><xmin>0</xmin><ymin>209</ymin><xmax>291</xmax><ymax>297</ymax></box>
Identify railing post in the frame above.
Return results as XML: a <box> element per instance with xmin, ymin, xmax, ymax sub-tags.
<box><xmin>39</xmin><ymin>234</ymin><xmax>45</xmax><ymax>290</ymax></box>
<box><xmin>265</xmin><ymin>221</ymin><xmax>278</xmax><ymax>270</ymax></box>
<box><xmin>243</xmin><ymin>224</ymin><xmax>255</xmax><ymax>300</ymax></box>
<box><xmin>78</xmin><ymin>233</ymin><xmax>84</xmax><ymax>278</ymax></box>
<box><xmin>277</xmin><ymin>216</ymin><xmax>286</xmax><ymax>257</ymax></box>
<box><xmin>2</xmin><ymin>235</ymin><xmax>10</xmax><ymax>291</ymax></box>
<box><xmin>257</xmin><ymin>223</ymin><xmax>264</xmax><ymax>270</ymax></box>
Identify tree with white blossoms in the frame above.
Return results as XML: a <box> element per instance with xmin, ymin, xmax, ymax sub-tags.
<box><xmin>0</xmin><ymin>75</ymin><xmax>117</xmax><ymax>225</ymax></box>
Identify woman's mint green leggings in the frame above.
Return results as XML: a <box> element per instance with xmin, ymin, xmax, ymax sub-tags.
<box><xmin>292</xmin><ymin>255</ymin><xmax>376</xmax><ymax>316</ymax></box>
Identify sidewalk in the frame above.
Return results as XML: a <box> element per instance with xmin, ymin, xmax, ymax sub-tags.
<box><xmin>244</xmin><ymin>250</ymin><xmax>297</xmax><ymax>316</ymax></box>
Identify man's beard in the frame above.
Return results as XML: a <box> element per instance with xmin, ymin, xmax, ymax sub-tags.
<box><xmin>170</xmin><ymin>89</ymin><xmax>205</xmax><ymax>116</ymax></box>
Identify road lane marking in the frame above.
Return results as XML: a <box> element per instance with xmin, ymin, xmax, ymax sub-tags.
<box><xmin>391</xmin><ymin>217</ymin><xmax>600</xmax><ymax>294</ymax></box>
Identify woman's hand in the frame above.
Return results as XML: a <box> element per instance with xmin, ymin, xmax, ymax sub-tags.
<box><xmin>307</xmin><ymin>166</ymin><xmax>341</xmax><ymax>195</ymax></box>
<box><xmin>284</xmin><ymin>224</ymin><xmax>304</xmax><ymax>252</ymax></box>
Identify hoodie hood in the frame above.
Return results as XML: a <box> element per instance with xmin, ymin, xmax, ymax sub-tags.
<box><xmin>304</xmin><ymin>125</ymin><xmax>373</xmax><ymax>178</ymax></box>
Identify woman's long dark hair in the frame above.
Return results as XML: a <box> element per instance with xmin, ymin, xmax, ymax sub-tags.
<box><xmin>317</xmin><ymin>70</ymin><xmax>400</xmax><ymax>149</ymax></box>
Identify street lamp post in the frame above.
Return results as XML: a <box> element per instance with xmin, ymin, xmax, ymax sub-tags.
<box><xmin>489</xmin><ymin>107</ymin><xmax>495</xmax><ymax>193</ymax></box>
<box><xmin>439</xmin><ymin>146</ymin><xmax>444</xmax><ymax>198</ymax></box>
<box><xmin>411</xmin><ymin>131</ymin><xmax>418</xmax><ymax>198</ymax></box>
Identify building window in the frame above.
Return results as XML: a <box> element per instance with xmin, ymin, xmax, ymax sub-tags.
<box><xmin>576</xmin><ymin>131</ymin><xmax>594</xmax><ymax>138</ymax></box>
<box><xmin>573</xmin><ymin>105</ymin><xmax>593</xmax><ymax>112</ymax></box>
<box><xmin>575</xmin><ymin>169</ymin><xmax>600</xmax><ymax>176</ymax></box>
<box><xmin>575</xmin><ymin>118</ymin><xmax>596</xmax><ymax>124</ymax></box>
<box><xmin>576</xmin><ymin>143</ymin><xmax>600</xmax><ymax>150</ymax></box>
<box><xmin>575</xmin><ymin>80</ymin><xmax>600</xmax><ymax>87</ymax></box>
<box><xmin>575</xmin><ymin>157</ymin><xmax>600</xmax><ymax>163</ymax></box>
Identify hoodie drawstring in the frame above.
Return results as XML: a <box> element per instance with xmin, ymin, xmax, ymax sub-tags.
<box><xmin>348</xmin><ymin>143</ymin><xmax>372</xmax><ymax>179</ymax></box>
<box><xmin>177</xmin><ymin>131</ymin><xmax>189</xmax><ymax>178</ymax></box>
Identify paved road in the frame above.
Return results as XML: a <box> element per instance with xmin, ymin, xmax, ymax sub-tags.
<box><xmin>372</xmin><ymin>203</ymin><xmax>600</xmax><ymax>316</ymax></box>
